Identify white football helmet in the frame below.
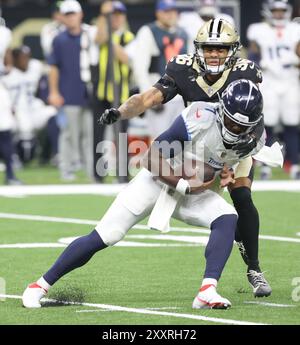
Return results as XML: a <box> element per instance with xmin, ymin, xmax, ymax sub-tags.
<box><xmin>196</xmin><ymin>0</ymin><xmax>219</xmax><ymax>20</ymax></box>
<box><xmin>262</xmin><ymin>0</ymin><xmax>292</xmax><ymax>27</ymax></box>
<box><xmin>194</xmin><ymin>18</ymin><xmax>241</xmax><ymax>75</ymax></box>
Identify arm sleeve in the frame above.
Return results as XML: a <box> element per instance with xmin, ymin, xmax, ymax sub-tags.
<box><xmin>153</xmin><ymin>73</ymin><xmax>179</xmax><ymax>104</ymax></box>
<box><xmin>152</xmin><ymin>115</ymin><xmax>190</xmax><ymax>158</ymax></box>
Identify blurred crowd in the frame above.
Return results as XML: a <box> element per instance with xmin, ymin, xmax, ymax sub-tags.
<box><xmin>0</xmin><ymin>0</ymin><xmax>299</xmax><ymax>184</ymax></box>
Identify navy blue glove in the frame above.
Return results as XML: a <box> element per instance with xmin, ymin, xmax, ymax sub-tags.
<box><xmin>98</xmin><ymin>108</ymin><xmax>121</xmax><ymax>125</ymax></box>
<box><xmin>232</xmin><ymin>134</ymin><xmax>257</xmax><ymax>158</ymax></box>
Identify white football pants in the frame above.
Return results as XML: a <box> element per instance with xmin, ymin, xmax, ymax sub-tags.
<box><xmin>95</xmin><ymin>168</ymin><xmax>237</xmax><ymax>246</ymax></box>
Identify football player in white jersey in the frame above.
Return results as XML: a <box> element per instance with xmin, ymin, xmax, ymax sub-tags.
<box><xmin>0</xmin><ymin>17</ymin><xmax>12</xmax><ymax>75</ymax></box>
<box><xmin>1</xmin><ymin>46</ymin><xmax>56</xmax><ymax>143</ymax></box>
<box><xmin>178</xmin><ymin>0</ymin><xmax>235</xmax><ymax>53</ymax></box>
<box><xmin>40</xmin><ymin>1</ymin><xmax>66</xmax><ymax>59</ymax></box>
<box><xmin>247</xmin><ymin>0</ymin><xmax>300</xmax><ymax>179</ymax></box>
<box><xmin>22</xmin><ymin>79</ymin><xmax>270</xmax><ymax>310</ymax></box>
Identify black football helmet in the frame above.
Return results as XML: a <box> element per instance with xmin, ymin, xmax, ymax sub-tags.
<box><xmin>217</xmin><ymin>79</ymin><xmax>263</xmax><ymax>145</ymax></box>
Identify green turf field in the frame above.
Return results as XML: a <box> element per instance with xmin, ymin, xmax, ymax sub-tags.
<box><xmin>0</xmin><ymin>188</ymin><xmax>300</xmax><ymax>325</ymax></box>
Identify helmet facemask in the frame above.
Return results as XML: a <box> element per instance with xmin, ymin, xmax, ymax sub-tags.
<box><xmin>194</xmin><ymin>41</ymin><xmax>240</xmax><ymax>75</ymax></box>
<box><xmin>194</xmin><ymin>19</ymin><xmax>241</xmax><ymax>75</ymax></box>
<box><xmin>216</xmin><ymin>81</ymin><xmax>263</xmax><ymax>146</ymax></box>
<box><xmin>217</xmin><ymin>102</ymin><xmax>256</xmax><ymax>145</ymax></box>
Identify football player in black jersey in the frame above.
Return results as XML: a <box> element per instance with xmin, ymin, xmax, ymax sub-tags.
<box><xmin>99</xmin><ymin>18</ymin><xmax>272</xmax><ymax>298</ymax></box>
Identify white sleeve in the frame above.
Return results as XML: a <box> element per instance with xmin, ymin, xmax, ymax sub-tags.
<box><xmin>246</xmin><ymin>23</ymin><xmax>259</xmax><ymax>42</ymax></box>
<box><xmin>131</xmin><ymin>25</ymin><xmax>160</xmax><ymax>92</ymax></box>
<box><xmin>40</xmin><ymin>24</ymin><xmax>53</xmax><ymax>57</ymax></box>
<box><xmin>87</xmin><ymin>25</ymin><xmax>99</xmax><ymax>66</ymax></box>
<box><xmin>181</xmin><ymin>102</ymin><xmax>216</xmax><ymax>140</ymax></box>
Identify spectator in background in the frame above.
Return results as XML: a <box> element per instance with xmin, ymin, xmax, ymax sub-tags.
<box><xmin>178</xmin><ymin>0</ymin><xmax>235</xmax><ymax>53</ymax></box>
<box><xmin>0</xmin><ymin>15</ymin><xmax>12</xmax><ymax>75</ymax></box>
<box><xmin>247</xmin><ymin>0</ymin><xmax>300</xmax><ymax>180</ymax></box>
<box><xmin>48</xmin><ymin>0</ymin><xmax>97</xmax><ymax>181</ymax></box>
<box><xmin>129</xmin><ymin>0</ymin><xmax>188</xmax><ymax>140</ymax></box>
<box><xmin>93</xmin><ymin>0</ymin><xmax>134</xmax><ymax>183</ymax></box>
<box><xmin>1</xmin><ymin>46</ymin><xmax>57</xmax><ymax>163</ymax></box>
<box><xmin>0</xmin><ymin>82</ymin><xmax>21</xmax><ymax>185</ymax></box>
<box><xmin>40</xmin><ymin>1</ymin><xmax>66</xmax><ymax>59</ymax></box>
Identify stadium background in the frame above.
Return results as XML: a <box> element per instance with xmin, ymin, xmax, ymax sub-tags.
<box><xmin>0</xmin><ymin>0</ymin><xmax>300</xmax><ymax>327</ymax></box>
<box><xmin>3</xmin><ymin>0</ymin><xmax>299</xmax><ymax>60</ymax></box>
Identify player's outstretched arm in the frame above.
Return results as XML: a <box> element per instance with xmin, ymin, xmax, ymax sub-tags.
<box><xmin>98</xmin><ymin>87</ymin><xmax>164</xmax><ymax>125</ymax></box>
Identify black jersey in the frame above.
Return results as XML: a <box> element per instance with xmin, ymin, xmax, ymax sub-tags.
<box><xmin>154</xmin><ymin>54</ymin><xmax>263</xmax><ymax>105</ymax></box>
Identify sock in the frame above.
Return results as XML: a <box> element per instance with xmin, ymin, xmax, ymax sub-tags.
<box><xmin>200</xmin><ymin>278</ymin><xmax>217</xmax><ymax>291</ymax></box>
<box><xmin>231</xmin><ymin>187</ymin><xmax>261</xmax><ymax>271</ymax></box>
<box><xmin>284</xmin><ymin>126</ymin><xmax>299</xmax><ymax>165</ymax></box>
<box><xmin>204</xmin><ymin>214</ymin><xmax>237</xmax><ymax>280</ymax></box>
<box><xmin>37</xmin><ymin>277</ymin><xmax>51</xmax><ymax>292</ymax></box>
<box><xmin>0</xmin><ymin>131</ymin><xmax>15</xmax><ymax>180</ymax></box>
<box><xmin>43</xmin><ymin>230</ymin><xmax>107</xmax><ymax>286</ymax></box>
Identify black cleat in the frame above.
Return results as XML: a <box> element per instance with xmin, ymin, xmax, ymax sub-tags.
<box><xmin>247</xmin><ymin>270</ymin><xmax>272</xmax><ymax>297</ymax></box>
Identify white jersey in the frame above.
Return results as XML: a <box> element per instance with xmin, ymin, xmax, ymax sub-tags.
<box><xmin>1</xmin><ymin>59</ymin><xmax>44</xmax><ymax>112</ymax></box>
<box><xmin>1</xmin><ymin>59</ymin><xmax>56</xmax><ymax>137</ymax></box>
<box><xmin>178</xmin><ymin>12</ymin><xmax>235</xmax><ymax>53</ymax></box>
<box><xmin>0</xmin><ymin>82</ymin><xmax>15</xmax><ymax>131</ymax></box>
<box><xmin>0</xmin><ymin>25</ymin><xmax>12</xmax><ymax>75</ymax></box>
<box><xmin>247</xmin><ymin>22</ymin><xmax>300</xmax><ymax>79</ymax></box>
<box><xmin>40</xmin><ymin>20</ymin><xmax>65</xmax><ymax>58</ymax></box>
<box><xmin>177</xmin><ymin>101</ymin><xmax>265</xmax><ymax>171</ymax></box>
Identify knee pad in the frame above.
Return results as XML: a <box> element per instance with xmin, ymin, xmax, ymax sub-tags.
<box><xmin>96</xmin><ymin>227</ymin><xmax>126</xmax><ymax>247</ymax></box>
<box><xmin>230</xmin><ymin>187</ymin><xmax>253</xmax><ymax>210</ymax></box>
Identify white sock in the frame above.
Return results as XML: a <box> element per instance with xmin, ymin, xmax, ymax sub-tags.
<box><xmin>37</xmin><ymin>277</ymin><xmax>51</xmax><ymax>292</ymax></box>
<box><xmin>201</xmin><ymin>278</ymin><xmax>218</xmax><ymax>288</ymax></box>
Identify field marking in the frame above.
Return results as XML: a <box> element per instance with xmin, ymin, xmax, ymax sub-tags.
<box><xmin>1</xmin><ymin>212</ymin><xmax>300</xmax><ymax>244</ymax></box>
<box><xmin>58</xmin><ymin>235</ymin><xmax>208</xmax><ymax>246</ymax></box>
<box><xmin>0</xmin><ymin>293</ymin><xmax>268</xmax><ymax>325</ymax></box>
<box><xmin>244</xmin><ymin>301</ymin><xmax>296</xmax><ymax>308</ymax></box>
<box><xmin>0</xmin><ymin>241</ymin><xmax>199</xmax><ymax>249</ymax></box>
<box><xmin>76</xmin><ymin>307</ymin><xmax>182</xmax><ymax>313</ymax></box>
<box><xmin>0</xmin><ymin>243</ymin><xmax>66</xmax><ymax>249</ymax></box>
<box><xmin>296</xmin><ymin>233</ymin><xmax>300</xmax><ymax>237</ymax></box>
<box><xmin>0</xmin><ymin>180</ymin><xmax>300</xmax><ymax>197</ymax></box>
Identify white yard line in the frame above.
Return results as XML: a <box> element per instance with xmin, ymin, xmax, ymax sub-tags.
<box><xmin>1</xmin><ymin>212</ymin><xmax>299</xmax><ymax>244</ymax></box>
<box><xmin>0</xmin><ymin>293</ymin><xmax>268</xmax><ymax>325</ymax></box>
<box><xmin>244</xmin><ymin>301</ymin><xmax>296</xmax><ymax>308</ymax></box>
<box><xmin>0</xmin><ymin>241</ymin><xmax>199</xmax><ymax>249</ymax></box>
<box><xmin>76</xmin><ymin>307</ymin><xmax>182</xmax><ymax>313</ymax></box>
<box><xmin>0</xmin><ymin>180</ymin><xmax>300</xmax><ymax>197</ymax></box>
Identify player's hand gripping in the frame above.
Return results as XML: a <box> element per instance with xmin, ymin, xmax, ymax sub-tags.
<box><xmin>219</xmin><ymin>164</ymin><xmax>235</xmax><ymax>188</ymax></box>
<box><xmin>98</xmin><ymin>108</ymin><xmax>121</xmax><ymax>125</ymax></box>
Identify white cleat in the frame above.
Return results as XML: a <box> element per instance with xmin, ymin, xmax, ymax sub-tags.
<box><xmin>22</xmin><ymin>282</ymin><xmax>47</xmax><ymax>308</ymax></box>
<box><xmin>192</xmin><ymin>284</ymin><xmax>231</xmax><ymax>310</ymax></box>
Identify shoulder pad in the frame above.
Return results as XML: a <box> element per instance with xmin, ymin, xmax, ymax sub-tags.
<box><xmin>182</xmin><ymin>102</ymin><xmax>216</xmax><ymax>130</ymax></box>
<box><xmin>167</xmin><ymin>54</ymin><xmax>194</xmax><ymax>71</ymax></box>
<box><xmin>232</xmin><ymin>58</ymin><xmax>262</xmax><ymax>83</ymax></box>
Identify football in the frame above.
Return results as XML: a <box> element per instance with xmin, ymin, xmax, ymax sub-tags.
<box><xmin>176</xmin><ymin>158</ymin><xmax>216</xmax><ymax>183</ymax></box>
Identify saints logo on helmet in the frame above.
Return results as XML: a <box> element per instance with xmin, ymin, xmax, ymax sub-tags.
<box><xmin>194</xmin><ymin>19</ymin><xmax>241</xmax><ymax>75</ymax></box>
<box><xmin>261</xmin><ymin>0</ymin><xmax>292</xmax><ymax>27</ymax></box>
